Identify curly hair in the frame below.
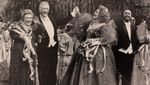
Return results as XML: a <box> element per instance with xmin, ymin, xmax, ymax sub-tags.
<box><xmin>21</xmin><ymin>9</ymin><xmax>34</xmax><ymax>20</ymax></box>
<box><xmin>97</xmin><ymin>5</ymin><xmax>110</xmax><ymax>23</ymax></box>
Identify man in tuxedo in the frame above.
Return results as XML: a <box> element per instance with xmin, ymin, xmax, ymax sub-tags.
<box><xmin>113</xmin><ymin>10</ymin><xmax>139</xmax><ymax>85</ymax></box>
<box><xmin>36</xmin><ymin>1</ymin><xmax>77</xmax><ymax>85</ymax></box>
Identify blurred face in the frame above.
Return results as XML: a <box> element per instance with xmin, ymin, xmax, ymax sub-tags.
<box><xmin>74</xmin><ymin>6</ymin><xmax>80</xmax><ymax>16</ymax></box>
<box><xmin>123</xmin><ymin>10</ymin><xmax>131</xmax><ymax>22</ymax></box>
<box><xmin>24</xmin><ymin>14</ymin><xmax>33</xmax><ymax>26</ymax></box>
<box><xmin>40</xmin><ymin>4</ymin><xmax>49</xmax><ymax>17</ymax></box>
<box><xmin>93</xmin><ymin>9</ymin><xmax>100</xmax><ymax>20</ymax></box>
<box><xmin>131</xmin><ymin>17</ymin><xmax>135</xmax><ymax>24</ymax></box>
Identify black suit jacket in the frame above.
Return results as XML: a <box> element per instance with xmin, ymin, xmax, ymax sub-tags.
<box><xmin>36</xmin><ymin>13</ymin><xmax>73</xmax><ymax>85</ymax></box>
<box><xmin>37</xmin><ymin>13</ymin><xmax>73</xmax><ymax>47</ymax></box>
<box><xmin>114</xmin><ymin>19</ymin><xmax>139</xmax><ymax>52</ymax></box>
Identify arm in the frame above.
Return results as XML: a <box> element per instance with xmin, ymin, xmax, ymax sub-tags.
<box><xmin>100</xmin><ymin>24</ymin><xmax>117</xmax><ymax>46</ymax></box>
<box><xmin>3</xmin><ymin>30</ymin><xmax>10</xmax><ymax>42</ymax></box>
<box><xmin>58</xmin><ymin>34</ymin><xmax>67</xmax><ymax>54</ymax></box>
<box><xmin>9</xmin><ymin>29</ymin><xmax>20</xmax><ymax>40</ymax></box>
<box><xmin>86</xmin><ymin>25</ymin><xmax>117</xmax><ymax>47</ymax></box>
<box><xmin>55</xmin><ymin>6</ymin><xmax>80</xmax><ymax>27</ymax></box>
<box><xmin>32</xmin><ymin>22</ymin><xmax>44</xmax><ymax>44</ymax></box>
<box><xmin>56</xmin><ymin>13</ymin><xmax>73</xmax><ymax>27</ymax></box>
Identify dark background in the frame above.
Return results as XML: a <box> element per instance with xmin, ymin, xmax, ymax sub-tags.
<box><xmin>0</xmin><ymin>0</ymin><xmax>150</xmax><ymax>25</ymax></box>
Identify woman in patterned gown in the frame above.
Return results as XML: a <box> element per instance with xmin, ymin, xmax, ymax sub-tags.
<box><xmin>61</xmin><ymin>5</ymin><xmax>117</xmax><ymax>85</ymax></box>
<box><xmin>132</xmin><ymin>18</ymin><xmax>150</xmax><ymax>85</ymax></box>
<box><xmin>9</xmin><ymin>9</ymin><xmax>40</xmax><ymax>85</ymax></box>
<box><xmin>0</xmin><ymin>21</ymin><xmax>11</xmax><ymax>85</ymax></box>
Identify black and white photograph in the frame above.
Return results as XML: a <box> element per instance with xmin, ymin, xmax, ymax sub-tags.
<box><xmin>0</xmin><ymin>0</ymin><xmax>149</xmax><ymax>85</ymax></box>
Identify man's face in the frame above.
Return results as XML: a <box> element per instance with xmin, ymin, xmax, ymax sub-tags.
<box><xmin>40</xmin><ymin>4</ymin><xmax>49</xmax><ymax>17</ymax></box>
<box><xmin>123</xmin><ymin>10</ymin><xmax>131</xmax><ymax>22</ymax></box>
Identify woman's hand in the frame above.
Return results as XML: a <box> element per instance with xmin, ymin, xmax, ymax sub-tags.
<box><xmin>82</xmin><ymin>38</ymin><xmax>101</xmax><ymax>47</ymax></box>
<box><xmin>91</xmin><ymin>40</ymin><xmax>101</xmax><ymax>46</ymax></box>
<box><xmin>81</xmin><ymin>39</ymin><xmax>93</xmax><ymax>47</ymax></box>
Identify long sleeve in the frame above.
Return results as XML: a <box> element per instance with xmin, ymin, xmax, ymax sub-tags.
<box><xmin>56</xmin><ymin>13</ymin><xmax>73</xmax><ymax>27</ymax></box>
<box><xmin>32</xmin><ymin>22</ymin><xmax>44</xmax><ymax>44</ymax></box>
<box><xmin>3</xmin><ymin>30</ymin><xmax>10</xmax><ymax>42</ymax></box>
<box><xmin>9</xmin><ymin>29</ymin><xmax>20</xmax><ymax>40</ymax></box>
<box><xmin>58</xmin><ymin>34</ymin><xmax>68</xmax><ymax>55</ymax></box>
<box><xmin>100</xmin><ymin>24</ymin><xmax>117</xmax><ymax>47</ymax></box>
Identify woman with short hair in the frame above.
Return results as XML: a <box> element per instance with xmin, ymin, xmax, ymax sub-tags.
<box><xmin>9</xmin><ymin>9</ymin><xmax>40</xmax><ymax>85</ymax></box>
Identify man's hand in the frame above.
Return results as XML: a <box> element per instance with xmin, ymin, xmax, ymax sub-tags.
<box><xmin>48</xmin><ymin>40</ymin><xmax>57</xmax><ymax>47</ymax></box>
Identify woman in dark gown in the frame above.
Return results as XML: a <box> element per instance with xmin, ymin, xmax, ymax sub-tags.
<box><xmin>9</xmin><ymin>9</ymin><xmax>40</xmax><ymax>85</ymax></box>
<box><xmin>61</xmin><ymin>5</ymin><xmax>117</xmax><ymax>85</ymax></box>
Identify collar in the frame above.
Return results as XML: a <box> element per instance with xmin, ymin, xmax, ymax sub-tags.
<box><xmin>123</xmin><ymin>20</ymin><xmax>131</xmax><ymax>24</ymax></box>
<box><xmin>40</xmin><ymin>14</ymin><xmax>48</xmax><ymax>19</ymax></box>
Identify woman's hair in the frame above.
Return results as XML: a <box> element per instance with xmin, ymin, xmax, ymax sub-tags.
<box><xmin>21</xmin><ymin>9</ymin><xmax>34</xmax><ymax>20</ymax></box>
<box><xmin>97</xmin><ymin>5</ymin><xmax>110</xmax><ymax>23</ymax></box>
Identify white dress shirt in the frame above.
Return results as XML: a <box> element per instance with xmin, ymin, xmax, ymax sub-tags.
<box><xmin>119</xmin><ymin>21</ymin><xmax>133</xmax><ymax>54</ymax></box>
<box><xmin>40</xmin><ymin>15</ymin><xmax>56</xmax><ymax>47</ymax></box>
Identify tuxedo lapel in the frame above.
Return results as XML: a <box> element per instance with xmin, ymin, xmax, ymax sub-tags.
<box><xmin>39</xmin><ymin>14</ymin><xmax>57</xmax><ymax>39</ymax></box>
<box><xmin>121</xmin><ymin>20</ymin><xmax>130</xmax><ymax>40</ymax></box>
<box><xmin>122</xmin><ymin>21</ymin><xmax>128</xmax><ymax>34</ymax></box>
<box><xmin>39</xmin><ymin>16</ymin><xmax>46</xmax><ymax>32</ymax></box>
<box><xmin>130</xmin><ymin>24</ymin><xmax>136</xmax><ymax>41</ymax></box>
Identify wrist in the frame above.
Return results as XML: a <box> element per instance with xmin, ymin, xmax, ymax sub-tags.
<box><xmin>19</xmin><ymin>34</ymin><xmax>26</xmax><ymax>39</ymax></box>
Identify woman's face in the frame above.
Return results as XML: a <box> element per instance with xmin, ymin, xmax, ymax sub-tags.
<box><xmin>24</xmin><ymin>14</ymin><xmax>33</xmax><ymax>26</ymax></box>
<box><xmin>93</xmin><ymin>9</ymin><xmax>100</xmax><ymax>20</ymax></box>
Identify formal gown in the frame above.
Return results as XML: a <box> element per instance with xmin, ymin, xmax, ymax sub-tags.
<box><xmin>57</xmin><ymin>32</ymin><xmax>74</xmax><ymax>84</ymax></box>
<box><xmin>132</xmin><ymin>21</ymin><xmax>150</xmax><ymax>85</ymax></box>
<box><xmin>0</xmin><ymin>30</ymin><xmax>11</xmax><ymax>85</ymax></box>
<box><xmin>9</xmin><ymin>21</ymin><xmax>39</xmax><ymax>85</ymax></box>
<box><xmin>61</xmin><ymin>22</ymin><xmax>117</xmax><ymax>85</ymax></box>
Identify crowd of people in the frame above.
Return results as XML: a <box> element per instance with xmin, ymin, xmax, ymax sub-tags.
<box><xmin>0</xmin><ymin>1</ymin><xmax>150</xmax><ymax>85</ymax></box>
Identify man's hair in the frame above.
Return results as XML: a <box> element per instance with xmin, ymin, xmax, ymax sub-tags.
<box><xmin>122</xmin><ymin>9</ymin><xmax>132</xmax><ymax>16</ymax></box>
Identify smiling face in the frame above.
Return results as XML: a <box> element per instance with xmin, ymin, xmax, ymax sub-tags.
<box><xmin>123</xmin><ymin>10</ymin><xmax>132</xmax><ymax>22</ymax></box>
<box><xmin>24</xmin><ymin>13</ymin><xmax>33</xmax><ymax>26</ymax></box>
<box><xmin>74</xmin><ymin>6</ymin><xmax>80</xmax><ymax>16</ymax></box>
<box><xmin>39</xmin><ymin>3</ymin><xmax>50</xmax><ymax>17</ymax></box>
<box><xmin>93</xmin><ymin>9</ymin><xmax>100</xmax><ymax>20</ymax></box>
